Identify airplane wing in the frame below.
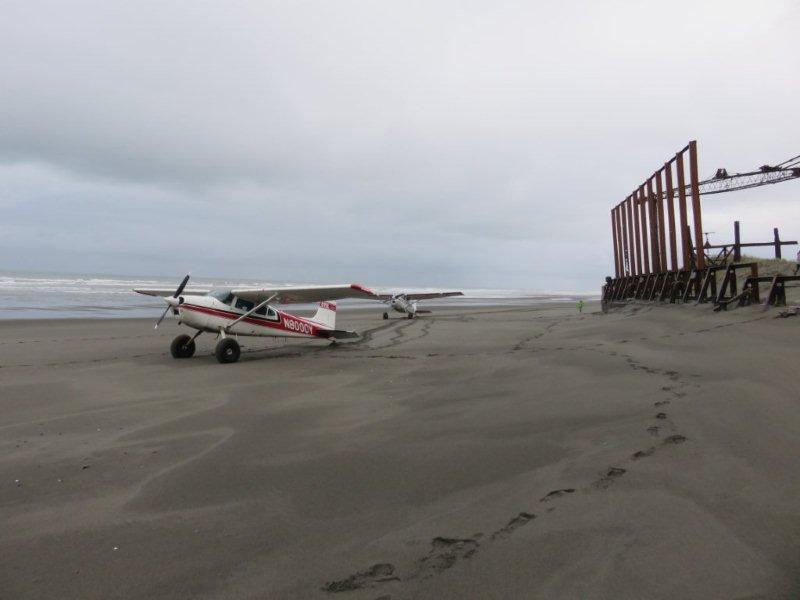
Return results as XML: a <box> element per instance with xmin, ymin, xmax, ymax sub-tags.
<box><xmin>404</xmin><ymin>291</ymin><xmax>464</xmax><ymax>301</ymax></box>
<box><xmin>376</xmin><ymin>291</ymin><xmax>463</xmax><ymax>301</ymax></box>
<box><xmin>232</xmin><ymin>284</ymin><xmax>376</xmax><ymax>304</ymax></box>
<box><xmin>406</xmin><ymin>292</ymin><xmax>464</xmax><ymax>300</ymax></box>
<box><xmin>134</xmin><ymin>288</ymin><xmax>211</xmax><ymax>297</ymax></box>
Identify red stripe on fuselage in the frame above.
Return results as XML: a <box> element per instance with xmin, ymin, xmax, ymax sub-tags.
<box><xmin>180</xmin><ymin>303</ymin><xmax>326</xmax><ymax>337</ymax></box>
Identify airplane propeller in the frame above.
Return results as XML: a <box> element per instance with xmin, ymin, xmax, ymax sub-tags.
<box><xmin>155</xmin><ymin>274</ymin><xmax>190</xmax><ymax>329</ymax></box>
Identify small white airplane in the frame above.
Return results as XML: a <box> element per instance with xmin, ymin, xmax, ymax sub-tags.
<box><xmin>135</xmin><ymin>275</ymin><xmax>377</xmax><ymax>364</ymax></box>
<box><xmin>377</xmin><ymin>291</ymin><xmax>463</xmax><ymax>319</ymax></box>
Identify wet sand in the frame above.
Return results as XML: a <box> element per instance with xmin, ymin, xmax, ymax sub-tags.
<box><xmin>1</xmin><ymin>303</ymin><xmax>798</xmax><ymax>599</ymax></box>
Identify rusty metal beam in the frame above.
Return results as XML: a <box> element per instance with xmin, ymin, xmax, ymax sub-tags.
<box><xmin>688</xmin><ymin>141</ymin><xmax>705</xmax><ymax>269</ymax></box>
<box><xmin>630</xmin><ymin>193</ymin><xmax>638</xmax><ymax>275</ymax></box>
<box><xmin>655</xmin><ymin>172</ymin><xmax>667</xmax><ymax>272</ymax></box>
<box><xmin>628</xmin><ymin>196</ymin><xmax>637</xmax><ymax>274</ymax></box>
<box><xmin>675</xmin><ymin>152</ymin><xmax>690</xmax><ymax>269</ymax></box>
<box><xmin>620</xmin><ymin>199</ymin><xmax>628</xmax><ymax>274</ymax></box>
<box><xmin>632</xmin><ymin>193</ymin><xmax>642</xmax><ymax>275</ymax></box>
<box><xmin>638</xmin><ymin>186</ymin><xmax>650</xmax><ymax>274</ymax></box>
<box><xmin>664</xmin><ymin>161</ymin><xmax>678</xmax><ymax>270</ymax></box>
<box><xmin>647</xmin><ymin>178</ymin><xmax>660</xmax><ymax>273</ymax></box>
<box><xmin>706</xmin><ymin>240</ymin><xmax>797</xmax><ymax>250</ymax></box>
<box><xmin>615</xmin><ymin>208</ymin><xmax>622</xmax><ymax>277</ymax></box>
<box><xmin>611</xmin><ymin>209</ymin><xmax>620</xmax><ymax>277</ymax></box>
<box><xmin>620</xmin><ymin>200</ymin><xmax>631</xmax><ymax>275</ymax></box>
<box><xmin>616</xmin><ymin>206</ymin><xmax>625</xmax><ymax>275</ymax></box>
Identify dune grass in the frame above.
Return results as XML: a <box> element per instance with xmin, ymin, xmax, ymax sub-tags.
<box><xmin>735</xmin><ymin>255</ymin><xmax>800</xmax><ymax>305</ymax></box>
<box><xmin>739</xmin><ymin>254</ymin><xmax>798</xmax><ymax>278</ymax></box>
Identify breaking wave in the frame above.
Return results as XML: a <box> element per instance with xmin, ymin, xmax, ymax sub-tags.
<box><xmin>0</xmin><ymin>271</ymin><xmax>598</xmax><ymax>319</ymax></box>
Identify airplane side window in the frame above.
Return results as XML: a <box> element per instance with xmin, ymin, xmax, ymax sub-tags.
<box><xmin>260</xmin><ymin>307</ymin><xmax>279</xmax><ymax>321</ymax></box>
<box><xmin>235</xmin><ymin>298</ymin><xmax>255</xmax><ymax>312</ymax></box>
<box><xmin>247</xmin><ymin>303</ymin><xmax>278</xmax><ymax>320</ymax></box>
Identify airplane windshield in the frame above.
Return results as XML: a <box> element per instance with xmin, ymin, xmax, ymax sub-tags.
<box><xmin>207</xmin><ymin>289</ymin><xmax>234</xmax><ymax>304</ymax></box>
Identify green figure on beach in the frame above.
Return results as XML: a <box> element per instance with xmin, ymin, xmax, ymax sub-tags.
<box><xmin>577</xmin><ymin>299</ymin><xmax>584</xmax><ymax>313</ymax></box>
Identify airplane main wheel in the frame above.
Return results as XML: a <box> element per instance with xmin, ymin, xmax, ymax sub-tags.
<box><xmin>407</xmin><ymin>312</ymin><xmax>414</xmax><ymax>319</ymax></box>
<box><xmin>215</xmin><ymin>338</ymin><xmax>241</xmax><ymax>364</ymax></box>
<box><xmin>383</xmin><ymin>312</ymin><xmax>389</xmax><ymax>320</ymax></box>
<box><xmin>170</xmin><ymin>334</ymin><xmax>196</xmax><ymax>358</ymax></box>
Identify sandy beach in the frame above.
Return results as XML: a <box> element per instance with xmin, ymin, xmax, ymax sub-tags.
<box><xmin>1</xmin><ymin>303</ymin><xmax>798</xmax><ymax>599</ymax></box>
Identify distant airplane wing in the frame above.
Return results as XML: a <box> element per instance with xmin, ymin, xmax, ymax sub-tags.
<box><xmin>134</xmin><ymin>288</ymin><xmax>211</xmax><ymax>297</ymax></box>
<box><xmin>404</xmin><ymin>291</ymin><xmax>463</xmax><ymax>301</ymax></box>
<box><xmin>232</xmin><ymin>284</ymin><xmax>376</xmax><ymax>304</ymax></box>
<box><xmin>377</xmin><ymin>292</ymin><xmax>464</xmax><ymax>301</ymax></box>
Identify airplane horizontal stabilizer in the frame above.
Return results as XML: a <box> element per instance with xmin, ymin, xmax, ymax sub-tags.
<box><xmin>317</xmin><ymin>329</ymin><xmax>360</xmax><ymax>340</ymax></box>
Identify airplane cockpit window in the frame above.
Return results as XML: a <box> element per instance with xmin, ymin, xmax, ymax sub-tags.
<box><xmin>235</xmin><ymin>298</ymin><xmax>255</xmax><ymax>312</ymax></box>
<box><xmin>254</xmin><ymin>305</ymin><xmax>279</xmax><ymax>321</ymax></box>
<box><xmin>208</xmin><ymin>289</ymin><xmax>234</xmax><ymax>304</ymax></box>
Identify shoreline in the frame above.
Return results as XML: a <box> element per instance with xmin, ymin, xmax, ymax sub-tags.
<box><xmin>0</xmin><ymin>298</ymin><xmax>598</xmax><ymax>322</ymax></box>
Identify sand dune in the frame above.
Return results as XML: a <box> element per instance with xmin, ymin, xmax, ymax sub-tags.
<box><xmin>0</xmin><ymin>303</ymin><xmax>798</xmax><ymax>599</ymax></box>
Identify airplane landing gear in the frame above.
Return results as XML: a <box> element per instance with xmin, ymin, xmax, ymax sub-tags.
<box><xmin>170</xmin><ymin>334</ymin><xmax>196</xmax><ymax>358</ymax></box>
<box><xmin>215</xmin><ymin>338</ymin><xmax>241</xmax><ymax>364</ymax></box>
<box><xmin>383</xmin><ymin>312</ymin><xmax>389</xmax><ymax>320</ymax></box>
<box><xmin>407</xmin><ymin>312</ymin><xmax>414</xmax><ymax>319</ymax></box>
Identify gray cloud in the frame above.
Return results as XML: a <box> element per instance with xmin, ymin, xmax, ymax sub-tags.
<box><xmin>1</xmin><ymin>0</ymin><xmax>798</xmax><ymax>290</ymax></box>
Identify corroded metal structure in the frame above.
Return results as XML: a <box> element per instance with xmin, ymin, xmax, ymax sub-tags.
<box><xmin>603</xmin><ymin>142</ymin><xmax>800</xmax><ymax>309</ymax></box>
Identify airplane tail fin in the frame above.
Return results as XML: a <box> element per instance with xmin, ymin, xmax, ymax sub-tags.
<box><xmin>310</xmin><ymin>301</ymin><xmax>337</xmax><ymax>329</ymax></box>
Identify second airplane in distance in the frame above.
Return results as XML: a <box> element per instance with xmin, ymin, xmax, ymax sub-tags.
<box><xmin>377</xmin><ymin>291</ymin><xmax>463</xmax><ymax>319</ymax></box>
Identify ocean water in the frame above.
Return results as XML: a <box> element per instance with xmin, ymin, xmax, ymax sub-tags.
<box><xmin>0</xmin><ymin>270</ymin><xmax>598</xmax><ymax>319</ymax></box>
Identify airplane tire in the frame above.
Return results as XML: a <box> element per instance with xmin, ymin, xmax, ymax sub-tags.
<box><xmin>170</xmin><ymin>334</ymin><xmax>196</xmax><ymax>358</ymax></box>
<box><xmin>383</xmin><ymin>312</ymin><xmax>389</xmax><ymax>320</ymax></box>
<box><xmin>407</xmin><ymin>312</ymin><xmax>414</xmax><ymax>319</ymax></box>
<box><xmin>215</xmin><ymin>338</ymin><xmax>241</xmax><ymax>364</ymax></box>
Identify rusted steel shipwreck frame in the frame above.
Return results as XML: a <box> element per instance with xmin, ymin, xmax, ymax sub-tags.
<box><xmin>603</xmin><ymin>141</ymin><xmax>799</xmax><ymax>310</ymax></box>
<box><xmin>705</xmin><ymin>221</ymin><xmax>794</xmax><ymax>264</ymax></box>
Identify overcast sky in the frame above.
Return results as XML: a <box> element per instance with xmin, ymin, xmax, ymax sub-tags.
<box><xmin>1</xmin><ymin>0</ymin><xmax>798</xmax><ymax>291</ymax></box>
